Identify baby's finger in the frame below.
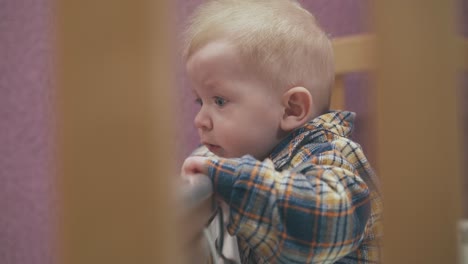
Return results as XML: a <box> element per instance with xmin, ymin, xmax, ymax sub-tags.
<box><xmin>181</xmin><ymin>156</ymin><xmax>208</xmax><ymax>178</ymax></box>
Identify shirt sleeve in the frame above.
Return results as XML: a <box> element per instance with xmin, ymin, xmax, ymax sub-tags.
<box><xmin>205</xmin><ymin>153</ymin><xmax>371</xmax><ymax>263</ymax></box>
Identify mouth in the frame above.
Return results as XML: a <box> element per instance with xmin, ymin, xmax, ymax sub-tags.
<box><xmin>204</xmin><ymin>143</ymin><xmax>221</xmax><ymax>153</ymax></box>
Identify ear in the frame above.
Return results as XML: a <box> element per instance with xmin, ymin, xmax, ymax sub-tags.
<box><xmin>280</xmin><ymin>87</ymin><xmax>313</xmax><ymax>131</ymax></box>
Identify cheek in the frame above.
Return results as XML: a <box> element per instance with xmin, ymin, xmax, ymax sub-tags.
<box><xmin>215</xmin><ymin>118</ymin><xmax>249</xmax><ymax>144</ymax></box>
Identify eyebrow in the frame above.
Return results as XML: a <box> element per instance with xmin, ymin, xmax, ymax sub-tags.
<box><xmin>197</xmin><ymin>79</ymin><xmax>222</xmax><ymax>94</ymax></box>
<box><xmin>203</xmin><ymin>78</ymin><xmax>220</xmax><ymax>88</ymax></box>
<box><xmin>192</xmin><ymin>78</ymin><xmax>228</xmax><ymax>96</ymax></box>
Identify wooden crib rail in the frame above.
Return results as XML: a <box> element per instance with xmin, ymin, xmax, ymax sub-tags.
<box><xmin>178</xmin><ymin>174</ymin><xmax>216</xmax><ymax>264</ymax></box>
<box><xmin>333</xmin><ymin>34</ymin><xmax>376</xmax><ymax>75</ymax></box>
<box><xmin>329</xmin><ymin>34</ymin><xmax>468</xmax><ymax>110</ymax></box>
<box><xmin>330</xmin><ymin>34</ymin><xmax>376</xmax><ymax>110</ymax></box>
<box><xmin>332</xmin><ymin>34</ymin><xmax>468</xmax><ymax>75</ymax></box>
<box><xmin>178</xmin><ymin>174</ymin><xmax>215</xmax><ymax>245</ymax></box>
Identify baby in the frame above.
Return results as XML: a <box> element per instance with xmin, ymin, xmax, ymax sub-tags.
<box><xmin>181</xmin><ymin>0</ymin><xmax>382</xmax><ymax>263</ymax></box>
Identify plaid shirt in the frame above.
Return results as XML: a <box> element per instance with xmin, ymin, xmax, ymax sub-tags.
<box><xmin>194</xmin><ymin>111</ymin><xmax>383</xmax><ymax>263</ymax></box>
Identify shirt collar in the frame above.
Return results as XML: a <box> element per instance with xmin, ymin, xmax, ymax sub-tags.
<box><xmin>269</xmin><ymin>111</ymin><xmax>356</xmax><ymax>169</ymax></box>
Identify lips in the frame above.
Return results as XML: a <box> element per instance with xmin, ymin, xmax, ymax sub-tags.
<box><xmin>204</xmin><ymin>142</ymin><xmax>221</xmax><ymax>153</ymax></box>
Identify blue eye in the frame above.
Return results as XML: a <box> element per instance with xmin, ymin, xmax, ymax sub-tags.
<box><xmin>214</xmin><ymin>96</ymin><xmax>227</xmax><ymax>107</ymax></box>
<box><xmin>195</xmin><ymin>98</ymin><xmax>203</xmax><ymax>106</ymax></box>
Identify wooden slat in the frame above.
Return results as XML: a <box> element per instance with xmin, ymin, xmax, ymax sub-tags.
<box><xmin>177</xmin><ymin>174</ymin><xmax>215</xmax><ymax>263</ymax></box>
<box><xmin>332</xmin><ymin>34</ymin><xmax>376</xmax><ymax>75</ymax></box>
<box><xmin>57</xmin><ymin>1</ymin><xmax>180</xmax><ymax>263</ymax></box>
<box><xmin>330</xmin><ymin>76</ymin><xmax>345</xmax><ymax>110</ymax></box>
<box><xmin>332</xmin><ymin>35</ymin><xmax>467</xmax><ymax>74</ymax></box>
<box><xmin>374</xmin><ymin>1</ymin><xmax>461</xmax><ymax>263</ymax></box>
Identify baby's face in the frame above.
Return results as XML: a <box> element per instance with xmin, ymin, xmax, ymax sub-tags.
<box><xmin>186</xmin><ymin>40</ymin><xmax>285</xmax><ymax>159</ymax></box>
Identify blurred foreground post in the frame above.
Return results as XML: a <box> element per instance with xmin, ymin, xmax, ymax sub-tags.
<box><xmin>57</xmin><ymin>1</ymin><xmax>179</xmax><ymax>263</ymax></box>
<box><xmin>375</xmin><ymin>1</ymin><xmax>461</xmax><ymax>263</ymax></box>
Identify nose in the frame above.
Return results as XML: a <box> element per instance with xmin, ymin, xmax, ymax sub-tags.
<box><xmin>194</xmin><ymin>107</ymin><xmax>213</xmax><ymax>131</ymax></box>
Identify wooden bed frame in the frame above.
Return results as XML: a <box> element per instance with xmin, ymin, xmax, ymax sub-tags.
<box><xmin>330</xmin><ymin>34</ymin><xmax>468</xmax><ymax>109</ymax></box>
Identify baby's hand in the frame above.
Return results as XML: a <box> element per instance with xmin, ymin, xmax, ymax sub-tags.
<box><xmin>181</xmin><ymin>156</ymin><xmax>210</xmax><ymax>179</ymax></box>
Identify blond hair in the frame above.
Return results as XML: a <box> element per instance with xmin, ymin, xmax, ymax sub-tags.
<box><xmin>183</xmin><ymin>0</ymin><xmax>335</xmax><ymax>114</ymax></box>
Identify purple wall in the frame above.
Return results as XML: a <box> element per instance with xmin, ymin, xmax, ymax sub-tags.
<box><xmin>459</xmin><ymin>0</ymin><xmax>468</xmax><ymax>218</ymax></box>
<box><xmin>0</xmin><ymin>0</ymin><xmax>55</xmax><ymax>263</ymax></box>
<box><xmin>174</xmin><ymin>0</ymin><xmax>204</xmax><ymax>167</ymax></box>
<box><xmin>463</xmin><ymin>74</ymin><xmax>468</xmax><ymax>218</ymax></box>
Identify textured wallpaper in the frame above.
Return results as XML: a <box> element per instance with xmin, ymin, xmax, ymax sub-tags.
<box><xmin>0</xmin><ymin>0</ymin><xmax>55</xmax><ymax>263</ymax></box>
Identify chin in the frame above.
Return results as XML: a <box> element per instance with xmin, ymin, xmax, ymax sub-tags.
<box><xmin>215</xmin><ymin>152</ymin><xmax>238</xmax><ymax>159</ymax></box>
